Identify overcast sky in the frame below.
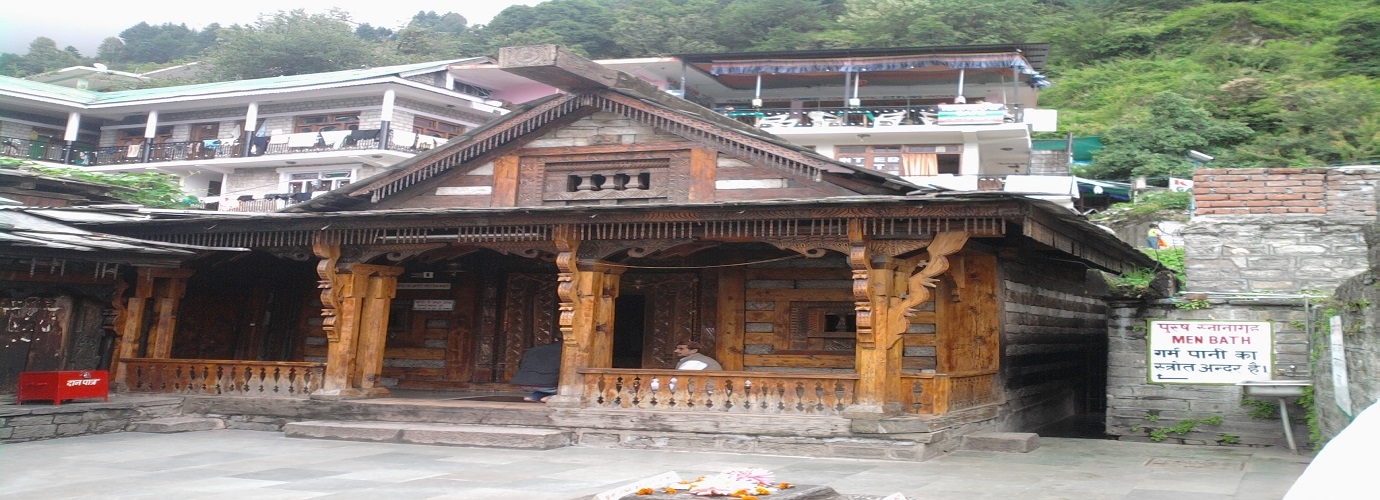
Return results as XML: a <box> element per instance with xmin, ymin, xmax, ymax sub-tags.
<box><xmin>1</xmin><ymin>1</ymin><xmax>548</xmax><ymax>56</ymax></box>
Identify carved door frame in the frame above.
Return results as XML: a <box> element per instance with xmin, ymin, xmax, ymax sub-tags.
<box><xmin>620</xmin><ymin>273</ymin><xmax>699</xmax><ymax>369</ymax></box>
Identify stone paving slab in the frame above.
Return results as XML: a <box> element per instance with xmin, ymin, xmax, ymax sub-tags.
<box><xmin>284</xmin><ymin>420</ymin><xmax>571</xmax><ymax>449</ymax></box>
<box><xmin>0</xmin><ymin>430</ymin><xmax>1311</xmax><ymax>499</ymax></box>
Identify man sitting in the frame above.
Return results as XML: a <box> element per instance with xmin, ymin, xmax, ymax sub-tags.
<box><xmin>673</xmin><ymin>339</ymin><xmax>723</xmax><ymax>370</ymax></box>
<box><xmin>511</xmin><ymin>337</ymin><xmax>562</xmax><ymax>402</ymax></box>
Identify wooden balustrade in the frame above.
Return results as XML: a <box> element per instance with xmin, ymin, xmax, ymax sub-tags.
<box><xmin>579</xmin><ymin>369</ymin><xmax>858</xmax><ymax>416</ymax></box>
<box><xmin>900</xmin><ymin>370</ymin><xmax>1000</xmax><ymax>414</ymax></box>
<box><xmin>123</xmin><ymin>359</ymin><xmax>324</xmax><ymax>398</ymax></box>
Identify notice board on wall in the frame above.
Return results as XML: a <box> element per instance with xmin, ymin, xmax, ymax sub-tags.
<box><xmin>1147</xmin><ymin>320</ymin><xmax>1273</xmax><ymax>384</ymax></box>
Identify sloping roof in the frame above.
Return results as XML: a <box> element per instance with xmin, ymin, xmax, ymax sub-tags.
<box><xmin>0</xmin><ymin>208</ymin><xmax>244</xmax><ymax>267</ymax></box>
<box><xmin>60</xmin><ymin>192</ymin><xmax>1156</xmax><ymax>274</ymax></box>
<box><xmin>287</xmin><ymin>71</ymin><xmax>919</xmax><ymax>213</ymax></box>
<box><xmin>1</xmin><ymin>59</ymin><xmax>482</xmax><ymax>106</ymax></box>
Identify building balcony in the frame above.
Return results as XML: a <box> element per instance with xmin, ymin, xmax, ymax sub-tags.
<box><xmin>2</xmin><ymin>129</ymin><xmax>449</xmax><ymax>171</ymax></box>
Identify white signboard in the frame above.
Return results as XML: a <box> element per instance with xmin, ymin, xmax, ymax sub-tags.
<box><xmin>1330</xmin><ymin>315</ymin><xmax>1354</xmax><ymax>417</ymax></box>
<box><xmin>1147</xmin><ymin>320</ymin><xmax>1272</xmax><ymax>384</ymax></box>
<box><xmin>412</xmin><ymin>299</ymin><xmax>455</xmax><ymax>311</ymax></box>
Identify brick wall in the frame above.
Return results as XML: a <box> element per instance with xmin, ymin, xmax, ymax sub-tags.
<box><xmin>1186</xmin><ymin>166</ymin><xmax>1380</xmax><ymax>294</ymax></box>
<box><xmin>1194</xmin><ymin>167</ymin><xmax>1380</xmax><ymax>217</ymax></box>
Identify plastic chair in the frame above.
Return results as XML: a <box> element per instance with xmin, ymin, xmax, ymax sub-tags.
<box><xmin>757</xmin><ymin>114</ymin><xmax>799</xmax><ymax>128</ymax></box>
<box><xmin>873</xmin><ymin>111</ymin><xmax>907</xmax><ymax>127</ymax></box>
<box><xmin>807</xmin><ymin>111</ymin><xmax>842</xmax><ymax>127</ymax></box>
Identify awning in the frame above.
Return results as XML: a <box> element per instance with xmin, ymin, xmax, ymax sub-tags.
<box><xmin>1075</xmin><ymin>177</ymin><xmax>1132</xmax><ymax>201</ymax></box>
<box><xmin>709</xmin><ymin>52</ymin><xmax>1051</xmax><ymax>87</ymax></box>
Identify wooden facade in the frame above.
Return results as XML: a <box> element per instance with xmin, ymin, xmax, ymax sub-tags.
<box><xmin>76</xmin><ymin>46</ymin><xmax>1153</xmax><ymax>447</ymax></box>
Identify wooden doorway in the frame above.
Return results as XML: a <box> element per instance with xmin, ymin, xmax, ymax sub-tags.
<box><xmin>620</xmin><ymin>273</ymin><xmax>699</xmax><ymax>369</ymax></box>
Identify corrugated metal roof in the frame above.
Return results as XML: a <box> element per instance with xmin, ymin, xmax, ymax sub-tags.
<box><xmin>2</xmin><ymin>59</ymin><xmax>482</xmax><ymax>105</ymax></box>
<box><xmin>0</xmin><ymin>208</ymin><xmax>246</xmax><ymax>262</ymax></box>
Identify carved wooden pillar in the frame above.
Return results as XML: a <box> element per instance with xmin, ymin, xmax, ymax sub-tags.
<box><xmin>848</xmin><ymin>221</ymin><xmax>907</xmax><ymax>416</ymax></box>
<box><xmin>112</xmin><ymin>269</ymin><xmax>154</xmax><ymax>385</ymax></box>
<box><xmin>353</xmin><ymin>264</ymin><xmax>404</xmax><ymax>396</ymax></box>
<box><xmin>849</xmin><ymin>222</ymin><xmax>969</xmax><ymax>418</ymax></box>
<box><xmin>145</xmin><ymin>268</ymin><xmax>195</xmax><ymax>359</ymax></box>
<box><xmin>715</xmin><ymin>267</ymin><xmax>746</xmax><ymax>371</ymax></box>
<box><xmin>549</xmin><ymin>225</ymin><xmax>623</xmax><ymax>407</ymax></box>
<box><xmin>313</xmin><ymin>254</ymin><xmax>403</xmax><ymax>399</ymax></box>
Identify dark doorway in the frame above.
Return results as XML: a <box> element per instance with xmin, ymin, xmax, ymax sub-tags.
<box><xmin>612</xmin><ymin>295</ymin><xmax>646</xmax><ymax>368</ymax></box>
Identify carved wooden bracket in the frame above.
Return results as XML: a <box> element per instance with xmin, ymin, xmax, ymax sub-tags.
<box><xmin>891</xmin><ymin>231</ymin><xmax>968</xmax><ymax>326</ymax></box>
<box><xmin>353</xmin><ymin>243</ymin><xmax>447</xmax><ymax>265</ymax></box>
<box><xmin>773</xmin><ymin>241</ymin><xmax>850</xmax><ymax>258</ymax></box>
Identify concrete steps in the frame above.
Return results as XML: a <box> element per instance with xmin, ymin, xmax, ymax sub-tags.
<box><xmin>283</xmin><ymin>420</ymin><xmax>571</xmax><ymax>450</ymax></box>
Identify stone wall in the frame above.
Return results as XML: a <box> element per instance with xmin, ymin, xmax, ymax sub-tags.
<box><xmin>1183</xmin><ymin>216</ymin><xmax>1371</xmax><ymax>293</ymax></box>
<box><xmin>1314</xmin><ymin>224</ymin><xmax>1380</xmax><ymax>441</ymax></box>
<box><xmin>1107</xmin><ymin>299</ymin><xmax>1312</xmax><ymax>448</ymax></box>
<box><xmin>1</xmin><ymin>397</ymin><xmax>182</xmax><ymax>443</ymax></box>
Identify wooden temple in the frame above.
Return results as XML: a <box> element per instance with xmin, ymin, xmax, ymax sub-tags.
<box><xmin>67</xmin><ymin>46</ymin><xmax>1154</xmax><ymax>456</ymax></box>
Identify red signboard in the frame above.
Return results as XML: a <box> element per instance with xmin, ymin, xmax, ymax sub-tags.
<box><xmin>17</xmin><ymin>370</ymin><xmax>110</xmax><ymax>405</ymax></box>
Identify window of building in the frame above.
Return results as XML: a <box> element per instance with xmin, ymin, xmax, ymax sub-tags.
<box><xmin>285</xmin><ymin>170</ymin><xmax>353</xmax><ymax>194</ymax></box>
<box><xmin>294</xmin><ymin>113</ymin><xmax>360</xmax><ymax>133</ymax></box>
<box><xmin>413</xmin><ymin>117</ymin><xmax>465</xmax><ymax>139</ymax></box>
<box><xmin>836</xmin><ymin>144</ymin><xmax>961</xmax><ymax>175</ymax></box>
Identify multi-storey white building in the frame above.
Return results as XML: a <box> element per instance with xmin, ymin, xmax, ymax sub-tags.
<box><xmin>451</xmin><ymin>44</ymin><xmax>1059</xmax><ymax>191</ymax></box>
<box><xmin>1</xmin><ymin>59</ymin><xmax>507</xmax><ymax>211</ymax></box>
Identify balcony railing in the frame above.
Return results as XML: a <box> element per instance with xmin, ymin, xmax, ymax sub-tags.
<box><xmin>899</xmin><ymin>370</ymin><xmax>1001</xmax><ymax>414</ymax></box>
<box><xmin>579</xmin><ymin>369</ymin><xmax>858</xmax><ymax>416</ymax></box>
<box><xmin>3</xmin><ymin>128</ymin><xmax>441</xmax><ymax>167</ymax></box>
<box><xmin>0</xmin><ymin>137</ymin><xmax>94</xmax><ymax>164</ymax></box>
<box><xmin>722</xmin><ymin>104</ymin><xmax>1020</xmax><ymax>129</ymax></box>
<box><xmin>122</xmin><ymin>358</ymin><xmax>324</xmax><ymax>398</ymax></box>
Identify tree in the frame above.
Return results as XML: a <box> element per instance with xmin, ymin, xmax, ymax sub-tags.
<box><xmin>1083</xmin><ymin>91</ymin><xmax>1253</xmax><ymax>180</ymax></box>
<box><xmin>410</xmin><ymin>11</ymin><xmax>469</xmax><ymax>35</ymax></box>
<box><xmin>609</xmin><ymin>0</ymin><xmax>726</xmax><ymax>55</ymax></box>
<box><xmin>207</xmin><ymin>9</ymin><xmax>382</xmax><ymax>79</ymax></box>
<box><xmin>10</xmin><ymin>161</ymin><xmax>195</xmax><ymax>208</ymax></box>
<box><xmin>95</xmin><ymin>37</ymin><xmax>125</xmax><ymax>64</ymax></box>
<box><xmin>118</xmin><ymin>22</ymin><xmax>202</xmax><ymax>64</ymax></box>
<box><xmin>6</xmin><ymin>37</ymin><xmax>81</xmax><ymax>77</ymax></box>
<box><xmin>481</xmin><ymin>0</ymin><xmax>624</xmax><ymax>58</ymax></box>
<box><xmin>1334</xmin><ymin>9</ymin><xmax>1380</xmax><ymax>77</ymax></box>
<box><xmin>834</xmin><ymin>0</ymin><xmax>1056</xmax><ymax>47</ymax></box>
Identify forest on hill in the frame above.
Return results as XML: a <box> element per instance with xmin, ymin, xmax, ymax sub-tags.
<box><xmin>3</xmin><ymin>0</ymin><xmax>1378</xmax><ymax>182</ymax></box>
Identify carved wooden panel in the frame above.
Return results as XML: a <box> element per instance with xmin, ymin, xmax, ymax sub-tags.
<box><xmin>517</xmin><ymin>149</ymin><xmax>693</xmax><ymax>206</ymax></box>
<box><xmin>937</xmin><ymin>253</ymin><xmax>1000</xmax><ymax>373</ymax></box>
<box><xmin>621</xmin><ymin>273</ymin><xmax>699</xmax><ymax>369</ymax></box>
<box><xmin>499</xmin><ymin>273</ymin><xmax>559</xmax><ymax>382</ymax></box>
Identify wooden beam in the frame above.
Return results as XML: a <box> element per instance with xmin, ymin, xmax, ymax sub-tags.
<box><xmin>688</xmin><ymin>148</ymin><xmax>717</xmax><ymax>203</ymax></box>
<box><xmin>491</xmin><ymin>154</ymin><xmax>519</xmax><ymax>207</ymax></box>
<box><xmin>498</xmin><ymin>45</ymin><xmax>619</xmax><ymax>91</ymax></box>
<box><xmin>716</xmin><ymin>267</ymin><xmax>745</xmax><ymax>370</ymax></box>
